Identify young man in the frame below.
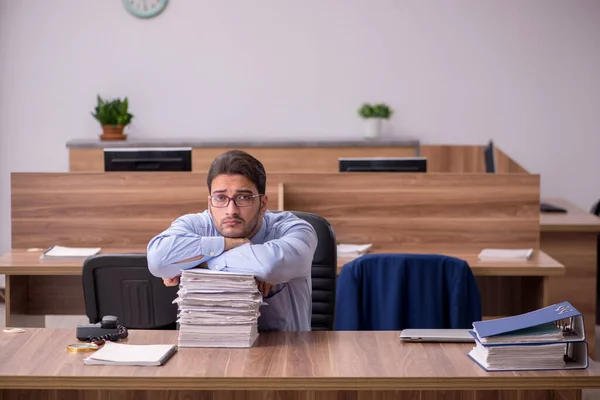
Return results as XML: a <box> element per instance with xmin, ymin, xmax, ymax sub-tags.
<box><xmin>147</xmin><ymin>150</ymin><xmax>318</xmax><ymax>331</ymax></box>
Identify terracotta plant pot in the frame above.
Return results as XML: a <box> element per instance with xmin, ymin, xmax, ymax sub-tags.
<box><xmin>100</xmin><ymin>125</ymin><xmax>127</xmax><ymax>141</ymax></box>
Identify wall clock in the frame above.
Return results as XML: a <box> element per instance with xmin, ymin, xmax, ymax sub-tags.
<box><xmin>123</xmin><ymin>0</ymin><xmax>169</xmax><ymax>19</ymax></box>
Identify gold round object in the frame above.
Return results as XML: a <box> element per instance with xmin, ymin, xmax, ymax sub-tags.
<box><xmin>67</xmin><ymin>343</ymin><xmax>99</xmax><ymax>353</ymax></box>
<box><xmin>3</xmin><ymin>328</ymin><xmax>26</xmax><ymax>333</ymax></box>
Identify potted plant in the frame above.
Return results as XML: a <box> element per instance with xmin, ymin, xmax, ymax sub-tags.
<box><xmin>358</xmin><ymin>103</ymin><xmax>393</xmax><ymax>139</ymax></box>
<box><xmin>91</xmin><ymin>95</ymin><xmax>134</xmax><ymax>141</ymax></box>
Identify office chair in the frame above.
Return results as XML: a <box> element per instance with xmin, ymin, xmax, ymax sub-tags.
<box><xmin>335</xmin><ymin>253</ymin><xmax>482</xmax><ymax>330</ymax></box>
<box><xmin>287</xmin><ymin>211</ymin><xmax>337</xmax><ymax>331</ymax></box>
<box><xmin>82</xmin><ymin>254</ymin><xmax>178</xmax><ymax>330</ymax></box>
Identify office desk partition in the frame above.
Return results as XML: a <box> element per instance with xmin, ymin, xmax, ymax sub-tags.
<box><xmin>66</xmin><ymin>141</ymin><xmax>525</xmax><ymax>174</ymax></box>
<box><xmin>10</xmin><ymin>172</ymin><xmax>540</xmax><ymax>251</ymax></box>
<box><xmin>1</xmin><ymin>328</ymin><xmax>598</xmax><ymax>400</ymax></box>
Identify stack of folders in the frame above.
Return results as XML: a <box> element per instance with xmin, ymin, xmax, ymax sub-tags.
<box><xmin>174</xmin><ymin>268</ymin><xmax>263</xmax><ymax>348</ymax></box>
<box><xmin>467</xmin><ymin>301</ymin><xmax>588</xmax><ymax>371</ymax></box>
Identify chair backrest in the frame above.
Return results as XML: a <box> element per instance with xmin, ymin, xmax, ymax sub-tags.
<box><xmin>335</xmin><ymin>253</ymin><xmax>482</xmax><ymax>330</ymax></box>
<box><xmin>288</xmin><ymin>211</ymin><xmax>337</xmax><ymax>331</ymax></box>
<box><xmin>82</xmin><ymin>254</ymin><xmax>178</xmax><ymax>329</ymax></box>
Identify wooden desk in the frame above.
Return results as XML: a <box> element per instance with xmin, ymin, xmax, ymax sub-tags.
<box><xmin>1</xmin><ymin>328</ymin><xmax>598</xmax><ymax>400</ymax></box>
<box><xmin>337</xmin><ymin>249</ymin><xmax>564</xmax><ymax>276</ymax></box>
<box><xmin>541</xmin><ymin>198</ymin><xmax>600</xmax><ymax>232</ymax></box>
<box><xmin>0</xmin><ymin>248</ymin><xmax>564</xmax><ymax>330</ymax></box>
<box><xmin>540</xmin><ymin>198</ymin><xmax>600</xmax><ymax>359</ymax></box>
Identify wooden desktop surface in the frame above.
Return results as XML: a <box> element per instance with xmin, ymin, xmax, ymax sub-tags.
<box><xmin>0</xmin><ymin>248</ymin><xmax>565</xmax><ymax>277</ymax></box>
<box><xmin>337</xmin><ymin>249</ymin><xmax>564</xmax><ymax>276</ymax></box>
<box><xmin>541</xmin><ymin>198</ymin><xmax>600</xmax><ymax>232</ymax></box>
<box><xmin>0</xmin><ymin>328</ymin><xmax>599</xmax><ymax>392</ymax></box>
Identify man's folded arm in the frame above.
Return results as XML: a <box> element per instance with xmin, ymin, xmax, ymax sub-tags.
<box><xmin>147</xmin><ymin>215</ymin><xmax>224</xmax><ymax>278</ymax></box>
<box><xmin>205</xmin><ymin>221</ymin><xmax>317</xmax><ymax>284</ymax></box>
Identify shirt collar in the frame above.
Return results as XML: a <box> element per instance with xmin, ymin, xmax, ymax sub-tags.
<box><xmin>250</xmin><ymin>215</ymin><xmax>268</xmax><ymax>244</ymax></box>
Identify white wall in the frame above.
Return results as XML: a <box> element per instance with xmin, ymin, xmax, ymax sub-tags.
<box><xmin>1</xmin><ymin>0</ymin><xmax>600</xmax><ymax>253</ymax></box>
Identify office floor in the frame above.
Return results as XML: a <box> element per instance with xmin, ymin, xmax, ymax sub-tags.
<box><xmin>0</xmin><ymin>303</ymin><xmax>598</xmax><ymax>399</ymax></box>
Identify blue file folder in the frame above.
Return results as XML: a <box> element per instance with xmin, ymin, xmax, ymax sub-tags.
<box><xmin>472</xmin><ymin>301</ymin><xmax>585</xmax><ymax>343</ymax></box>
<box><xmin>467</xmin><ymin>301</ymin><xmax>589</xmax><ymax>371</ymax></box>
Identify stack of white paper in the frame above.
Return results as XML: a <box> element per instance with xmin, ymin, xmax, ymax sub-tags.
<box><xmin>477</xmin><ymin>248</ymin><xmax>533</xmax><ymax>261</ymax></box>
<box><xmin>40</xmin><ymin>245</ymin><xmax>101</xmax><ymax>260</ymax></box>
<box><xmin>337</xmin><ymin>243</ymin><xmax>372</xmax><ymax>258</ymax></box>
<box><xmin>175</xmin><ymin>269</ymin><xmax>262</xmax><ymax>348</ymax></box>
<box><xmin>469</xmin><ymin>341</ymin><xmax>567</xmax><ymax>370</ymax></box>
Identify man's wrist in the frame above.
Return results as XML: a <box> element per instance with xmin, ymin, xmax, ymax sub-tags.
<box><xmin>199</xmin><ymin>236</ymin><xmax>226</xmax><ymax>257</ymax></box>
<box><xmin>224</xmin><ymin>237</ymin><xmax>250</xmax><ymax>251</ymax></box>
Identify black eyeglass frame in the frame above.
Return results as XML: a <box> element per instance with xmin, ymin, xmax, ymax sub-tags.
<box><xmin>209</xmin><ymin>194</ymin><xmax>264</xmax><ymax>208</ymax></box>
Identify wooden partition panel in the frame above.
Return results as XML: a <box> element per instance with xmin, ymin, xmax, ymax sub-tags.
<box><xmin>69</xmin><ymin>144</ymin><xmax>527</xmax><ymax>174</ymax></box>
<box><xmin>69</xmin><ymin>145</ymin><xmax>419</xmax><ymax>173</ymax></box>
<box><xmin>192</xmin><ymin>146</ymin><xmax>417</xmax><ymax>173</ymax></box>
<box><xmin>12</xmin><ymin>172</ymin><xmax>540</xmax><ymax>251</ymax></box>
<box><xmin>281</xmin><ymin>172</ymin><xmax>540</xmax><ymax>252</ymax></box>
<box><xmin>420</xmin><ymin>145</ymin><xmax>487</xmax><ymax>173</ymax></box>
<box><xmin>420</xmin><ymin>145</ymin><xmax>529</xmax><ymax>173</ymax></box>
<box><xmin>69</xmin><ymin>148</ymin><xmax>104</xmax><ymax>172</ymax></box>
<box><xmin>496</xmin><ymin>147</ymin><xmax>529</xmax><ymax>173</ymax></box>
<box><xmin>11</xmin><ymin>173</ymin><xmax>279</xmax><ymax>248</ymax></box>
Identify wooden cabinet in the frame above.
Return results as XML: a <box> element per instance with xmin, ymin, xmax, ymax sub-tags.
<box><xmin>67</xmin><ymin>141</ymin><xmax>420</xmax><ymax>172</ymax></box>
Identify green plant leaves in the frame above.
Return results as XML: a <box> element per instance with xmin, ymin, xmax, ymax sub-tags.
<box><xmin>358</xmin><ymin>103</ymin><xmax>393</xmax><ymax>119</ymax></box>
<box><xmin>91</xmin><ymin>95</ymin><xmax>134</xmax><ymax>126</ymax></box>
<box><xmin>358</xmin><ymin>103</ymin><xmax>375</xmax><ymax>118</ymax></box>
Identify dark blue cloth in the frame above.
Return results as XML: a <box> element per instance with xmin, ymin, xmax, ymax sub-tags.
<box><xmin>334</xmin><ymin>254</ymin><xmax>482</xmax><ymax>330</ymax></box>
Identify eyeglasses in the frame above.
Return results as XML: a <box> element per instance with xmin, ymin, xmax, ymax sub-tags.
<box><xmin>210</xmin><ymin>194</ymin><xmax>263</xmax><ymax>208</ymax></box>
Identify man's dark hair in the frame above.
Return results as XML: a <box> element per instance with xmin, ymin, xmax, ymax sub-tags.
<box><xmin>207</xmin><ymin>150</ymin><xmax>267</xmax><ymax>194</ymax></box>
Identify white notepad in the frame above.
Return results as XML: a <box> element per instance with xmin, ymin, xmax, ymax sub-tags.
<box><xmin>337</xmin><ymin>243</ymin><xmax>372</xmax><ymax>257</ymax></box>
<box><xmin>84</xmin><ymin>342</ymin><xmax>177</xmax><ymax>366</ymax></box>
<box><xmin>478</xmin><ymin>248</ymin><xmax>533</xmax><ymax>261</ymax></box>
<box><xmin>40</xmin><ymin>245</ymin><xmax>101</xmax><ymax>259</ymax></box>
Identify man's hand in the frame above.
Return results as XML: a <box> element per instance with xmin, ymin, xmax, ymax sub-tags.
<box><xmin>257</xmin><ymin>280</ymin><xmax>274</xmax><ymax>297</ymax></box>
<box><xmin>224</xmin><ymin>237</ymin><xmax>251</xmax><ymax>251</ymax></box>
<box><xmin>163</xmin><ymin>276</ymin><xmax>180</xmax><ymax>287</ymax></box>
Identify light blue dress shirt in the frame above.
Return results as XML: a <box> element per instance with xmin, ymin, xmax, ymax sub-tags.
<box><xmin>147</xmin><ymin>210</ymin><xmax>317</xmax><ymax>331</ymax></box>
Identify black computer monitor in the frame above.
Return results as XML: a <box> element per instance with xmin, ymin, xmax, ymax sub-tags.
<box><xmin>484</xmin><ymin>141</ymin><xmax>496</xmax><ymax>173</ymax></box>
<box><xmin>338</xmin><ymin>157</ymin><xmax>427</xmax><ymax>173</ymax></box>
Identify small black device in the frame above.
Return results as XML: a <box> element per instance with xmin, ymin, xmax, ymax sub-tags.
<box><xmin>484</xmin><ymin>140</ymin><xmax>496</xmax><ymax>173</ymax></box>
<box><xmin>338</xmin><ymin>157</ymin><xmax>427</xmax><ymax>173</ymax></box>
<box><xmin>76</xmin><ymin>315</ymin><xmax>129</xmax><ymax>342</ymax></box>
<box><xmin>540</xmin><ymin>202</ymin><xmax>568</xmax><ymax>213</ymax></box>
<box><xmin>104</xmin><ymin>148</ymin><xmax>192</xmax><ymax>171</ymax></box>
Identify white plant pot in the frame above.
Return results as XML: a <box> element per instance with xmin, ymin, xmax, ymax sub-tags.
<box><xmin>364</xmin><ymin>118</ymin><xmax>382</xmax><ymax>139</ymax></box>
